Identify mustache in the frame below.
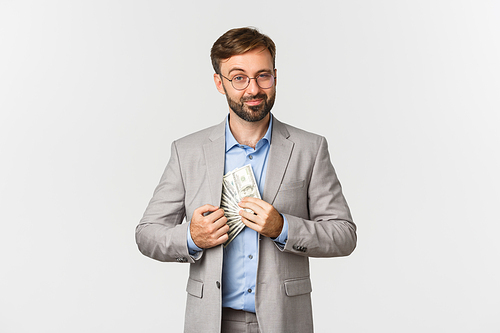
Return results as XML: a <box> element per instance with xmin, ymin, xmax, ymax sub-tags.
<box><xmin>241</xmin><ymin>94</ymin><xmax>267</xmax><ymax>102</ymax></box>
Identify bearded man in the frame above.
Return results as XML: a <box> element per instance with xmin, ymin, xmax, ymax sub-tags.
<box><xmin>136</xmin><ymin>27</ymin><xmax>357</xmax><ymax>333</ymax></box>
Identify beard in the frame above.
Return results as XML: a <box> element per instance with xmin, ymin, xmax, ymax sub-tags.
<box><xmin>224</xmin><ymin>88</ymin><xmax>276</xmax><ymax>123</ymax></box>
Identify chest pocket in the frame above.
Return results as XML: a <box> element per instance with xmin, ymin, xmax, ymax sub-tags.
<box><xmin>278</xmin><ymin>179</ymin><xmax>305</xmax><ymax>191</ymax></box>
<box><xmin>274</xmin><ymin>179</ymin><xmax>308</xmax><ymax>218</ymax></box>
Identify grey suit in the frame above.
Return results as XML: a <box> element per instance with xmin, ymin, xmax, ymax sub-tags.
<box><xmin>136</xmin><ymin>115</ymin><xmax>357</xmax><ymax>333</ymax></box>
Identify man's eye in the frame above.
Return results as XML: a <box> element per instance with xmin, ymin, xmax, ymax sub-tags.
<box><xmin>232</xmin><ymin>75</ymin><xmax>246</xmax><ymax>82</ymax></box>
<box><xmin>258</xmin><ymin>74</ymin><xmax>272</xmax><ymax>79</ymax></box>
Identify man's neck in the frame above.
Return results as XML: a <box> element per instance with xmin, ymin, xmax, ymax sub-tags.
<box><xmin>228</xmin><ymin>111</ymin><xmax>270</xmax><ymax>149</ymax></box>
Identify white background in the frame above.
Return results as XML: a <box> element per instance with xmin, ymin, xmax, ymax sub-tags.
<box><xmin>1</xmin><ymin>1</ymin><xmax>499</xmax><ymax>332</ymax></box>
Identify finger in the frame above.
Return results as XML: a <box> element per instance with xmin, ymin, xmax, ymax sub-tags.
<box><xmin>240</xmin><ymin>196</ymin><xmax>268</xmax><ymax>207</ymax></box>
<box><xmin>205</xmin><ymin>208</ymin><xmax>225</xmax><ymax>222</ymax></box>
<box><xmin>212</xmin><ymin>215</ymin><xmax>228</xmax><ymax>228</ymax></box>
<box><xmin>239</xmin><ymin>209</ymin><xmax>261</xmax><ymax>225</ymax></box>
<box><xmin>241</xmin><ymin>216</ymin><xmax>261</xmax><ymax>233</ymax></box>
<box><xmin>215</xmin><ymin>232</ymin><xmax>229</xmax><ymax>245</ymax></box>
<box><xmin>238</xmin><ymin>201</ymin><xmax>266</xmax><ymax>217</ymax></box>
<box><xmin>214</xmin><ymin>223</ymin><xmax>230</xmax><ymax>239</ymax></box>
<box><xmin>194</xmin><ymin>204</ymin><xmax>219</xmax><ymax>216</ymax></box>
<box><xmin>239</xmin><ymin>197</ymin><xmax>271</xmax><ymax>212</ymax></box>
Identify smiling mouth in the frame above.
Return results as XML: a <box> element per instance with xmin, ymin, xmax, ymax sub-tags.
<box><xmin>244</xmin><ymin>99</ymin><xmax>263</xmax><ymax>106</ymax></box>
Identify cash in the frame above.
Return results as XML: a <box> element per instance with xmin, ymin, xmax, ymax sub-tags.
<box><xmin>221</xmin><ymin>164</ymin><xmax>261</xmax><ymax>247</ymax></box>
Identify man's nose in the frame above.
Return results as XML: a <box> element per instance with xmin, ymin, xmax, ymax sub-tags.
<box><xmin>245</xmin><ymin>77</ymin><xmax>261</xmax><ymax>95</ymax></box>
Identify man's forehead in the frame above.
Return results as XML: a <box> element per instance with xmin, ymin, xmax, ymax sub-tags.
<box><xmin>219</xmin><ymin>48</ymin><xmax>273</xmax><ymax>73</ymax></box>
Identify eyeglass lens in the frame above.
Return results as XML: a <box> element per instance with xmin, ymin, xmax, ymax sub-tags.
<box><xmin>232</xmin><ymin>74</ymin><xmax>274</xmax><ymax>90</ymax></box>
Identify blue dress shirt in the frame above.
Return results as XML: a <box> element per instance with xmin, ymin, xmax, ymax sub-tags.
<box><xmin>187</xmin><ymin>114</ymin><xmax>288</xmax><ymax>313</ymax></box>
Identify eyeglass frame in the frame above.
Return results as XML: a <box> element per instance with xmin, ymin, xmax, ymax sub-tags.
<box><xmin>218</xmin><ymin>72</ymin><xmax>277</xmax><ymax>91</ymax></box>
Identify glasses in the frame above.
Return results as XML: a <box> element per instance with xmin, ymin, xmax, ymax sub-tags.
<box><xmin>219</xmin><ymin>73</ymin><xmax>276</xmax><ymax>90</ymax></box>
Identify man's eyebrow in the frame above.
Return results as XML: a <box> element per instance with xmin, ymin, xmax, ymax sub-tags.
<box><xmin>227</xmin><ymin>67</ymin><xmax>246</xmax><ymax>75</ymax></box>
<box><xmin>227</xmin><ymin>68</ymin><xmax>273</xmax><ymax>76</ymax></box>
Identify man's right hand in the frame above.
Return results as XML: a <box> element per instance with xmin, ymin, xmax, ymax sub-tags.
<box><xmin>190</xmin><ymin>204</ymin><xmax>229</xmax><ymax>249</ymax></box>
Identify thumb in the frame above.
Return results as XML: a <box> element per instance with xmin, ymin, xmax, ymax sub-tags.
<box><xmin>197</xmin><ymin>204</ymin><xmax>219</xmax><ymax>216</ymax></box>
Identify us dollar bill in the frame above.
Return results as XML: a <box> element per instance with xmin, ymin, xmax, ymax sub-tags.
<box><xmin>221</xmin><ymin>165</ymin><xmax>261</xmax><ymax>247</ymax></box>
<box><xmin>233</xmin><ymin>165</ymin><xmax>261</xmax><ymax>201</ymax></box>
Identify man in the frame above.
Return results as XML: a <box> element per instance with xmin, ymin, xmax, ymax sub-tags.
<box><xmin>136</xmin><ymin>27</ymin><xmax>356</xmax><ymax>333</ymax></box>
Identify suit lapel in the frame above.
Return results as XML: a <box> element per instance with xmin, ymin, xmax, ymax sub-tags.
<box><xmin>202</xmin><ymin>116</ymin><xmax>293</xmax><ymax>206</ymax></box>
<box><xmin>203</xmin><ymin>119</ymin><xmax>226</xmax><ymax>206</ymax></box>
<box><xmin>263</xmin><ymin>117</ymin><xmax>294</xmax><ymax>205</ymax></box>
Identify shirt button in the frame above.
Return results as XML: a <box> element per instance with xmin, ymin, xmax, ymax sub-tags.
<box><xmin>248</xmin><ymin>254</ymin><xmax>253</xmax><ymax>259</ymax></box>
<box><xmin>248</xmin><ymin>155</ymin><xmax>253</xmax><ymax>160</ymax></box>
<box><xmin>248</xmin><ymin>289</ymin><xmax>252</xmax><ymax>293</ymax></box>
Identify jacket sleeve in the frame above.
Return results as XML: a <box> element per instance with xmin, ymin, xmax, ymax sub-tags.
<box><xmin>282</xmin><ymin>136</ymin><xmax>357</xmax><ymax>257</ymax></box>
<box><xmin>135</xmin><ymin>141</ymin><xmax>196</xmax><ymax>263</ymax></box>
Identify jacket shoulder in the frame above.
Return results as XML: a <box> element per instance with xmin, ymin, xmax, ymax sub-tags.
<box><xmin>173</xmin><ymin>121</ymin><xmax>224</xmax><ymax>150</ymax></box>
<box><xmin>275</xmin><ymin>118</ymin><xmax>325</xmax><ymax>146</ymax></box>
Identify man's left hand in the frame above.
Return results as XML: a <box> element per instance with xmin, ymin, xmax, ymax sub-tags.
<box><xmin>238</xmin><ymin>197</ymin><xmax>284</xmax><ymax>238</ymax></box>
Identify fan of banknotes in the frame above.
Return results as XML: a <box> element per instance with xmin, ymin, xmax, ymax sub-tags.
<box><xmin>221</xmin><ymin>164</ymin><xmax>261</xmax><ymax>247</ymax></box>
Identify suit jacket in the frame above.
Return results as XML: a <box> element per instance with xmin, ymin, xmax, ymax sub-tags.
<box><xmin>136</xmin><ymin>116</ymin><xmax>356</xmax><ymax>333</ymax></box>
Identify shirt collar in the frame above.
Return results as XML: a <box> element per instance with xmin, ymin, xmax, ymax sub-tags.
<box><xmin>225</xmin><ymin>114</ymin><xmax>273</xmax><ymax>152</ymax></box>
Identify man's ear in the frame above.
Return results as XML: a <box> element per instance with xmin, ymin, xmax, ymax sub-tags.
<box><xmin>274</xmin><ymin>68</ymin><xmax>277</xmax><ymax>87</ymax></box>
<box><xmin>214</xmin><ymin>73</ymin><xmax>226</xmax><ymax>95</ymax></box>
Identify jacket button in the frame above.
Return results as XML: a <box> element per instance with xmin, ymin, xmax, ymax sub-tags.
<box><xmin>216</xmin><ymin>281</ymin><xmax>221</xmax><ymax>289</ymax></box>
<box><xmin>294</xmin><ymin>245</ymin><xmax>306</xmax><ymax>252</ymax></box>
